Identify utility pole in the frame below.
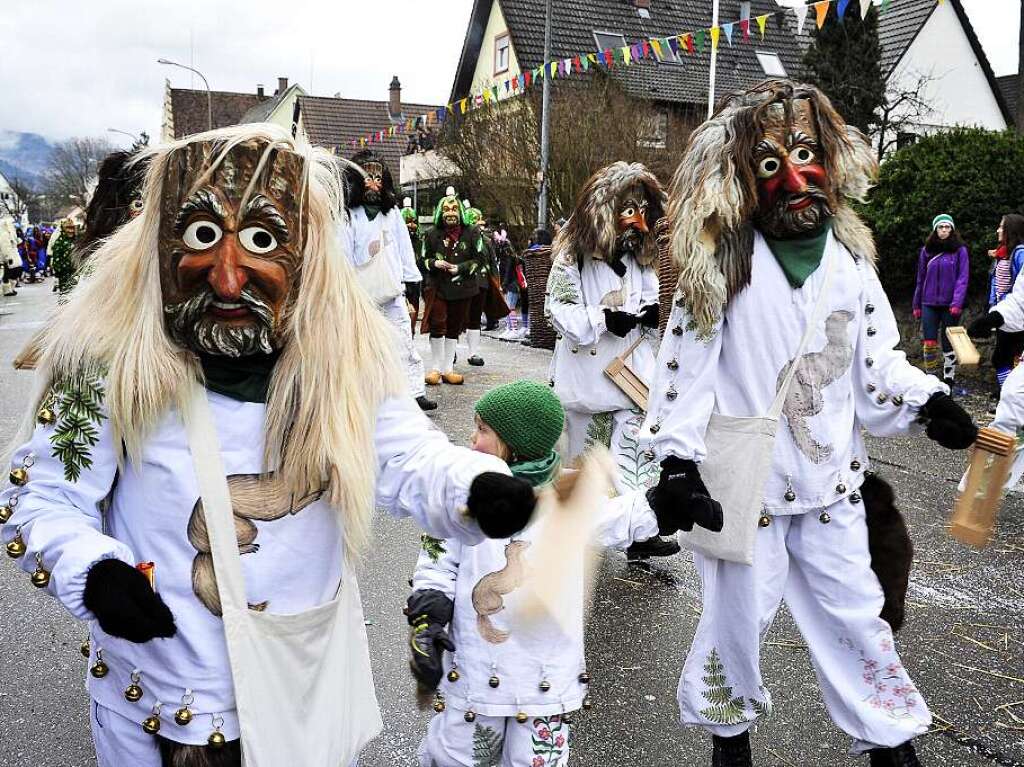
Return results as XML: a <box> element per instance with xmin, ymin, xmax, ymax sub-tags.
<box><xmin>537</xmin><ymin>0</ymin><xmax>553</xmax><ymax>230</ymax></box>
<box><xmin>707</xmin><ymin>0</ymin><xmax>720</xmax><ymax>119</ymax></box>
<box><xmin>1017</xmin><ymin>0</ymin><xmax>1024</xmax><ymax>131</ymax></box>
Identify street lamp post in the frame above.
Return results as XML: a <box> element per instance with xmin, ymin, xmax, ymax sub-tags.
<box><xmin>707</xmin><ymin>0</ymin><xmax>720</xmax><ymax>119</ymax></box>
<box><xmin>537</xmin><ymin>0</ymin><xmax>553</xmax><ymax>231</ymax></box>
<box><xmin>157</xmin><ymin>58</ymin><xmax>212</xmax><ymax>130</ymax></box>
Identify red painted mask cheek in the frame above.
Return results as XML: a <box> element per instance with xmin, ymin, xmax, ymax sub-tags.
<box><xmin>799</xmin><ymin>163</ymin><xmax>829</xmax><ymax>190</ymax></box>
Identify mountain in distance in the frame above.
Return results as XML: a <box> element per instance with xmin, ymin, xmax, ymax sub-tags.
<box><xmin>0</xmin><ymin>130</ymin><xmax>55</xmax><ymax>187</ymax></box>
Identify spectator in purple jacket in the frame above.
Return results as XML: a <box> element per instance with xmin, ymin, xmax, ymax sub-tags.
<box><xmin>912</xmin><ymin>213</ymin><xmax>969</xmax><ymax>387</ymax></box>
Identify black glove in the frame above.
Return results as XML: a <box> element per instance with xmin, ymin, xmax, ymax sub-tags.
<box><xmin>638</xmin><ymin>303</ymin><xmax>659</xmax><ymax>329</ymax></box>
<box><xmin>604</xmin><ymin>309</ymin><xmax>639</xmax><ymax>338</ymax></box>
<box><xmin>404</xmin><ymin>281</ymin><xmax>421</xmax><ymax>308</ymax></box>
<box><xmin>608</xmin><ymin>257</ymin><xmax>627</xmax><ymax>278</ymax></box>
<box><xmin>466</xmin><ymin>472</ymin><xmax>537</xmax><ymax>538</ymax></box>
<box><xmin>968</xmin><ymin>311</ymin><xmax>1004</xmax><ymax>338</ymax></box>
<box><xmin>917</xmin><ymin>392</ymin><xmax>978</xmax><ymax>450</ymax></box>
<box><xmin>83</xmin><ymin>558</ymin><xmax>176</xmax><ymax>643</ymax></box>
<box><xmin>406</xmin><ymin>589</ymin><xmax>455</xmax><ymax>690</ymax></box>
<box><xmin>646</xmin><ymin>456</ymin><xmax>724</xmax><ymax>535</ymax></box>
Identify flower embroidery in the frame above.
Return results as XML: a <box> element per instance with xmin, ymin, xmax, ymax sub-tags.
<box><xmin>839</xmin><ymin>636</ymin><xmax>921</xmax><ymax>721</ymax></box>
<box><xmin>531</xmin><ymin>716</ymin><xmax>567</xmax><ymax>765</ymax></box>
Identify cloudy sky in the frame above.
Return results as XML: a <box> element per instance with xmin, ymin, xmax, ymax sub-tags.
<box><xmin>0</xmin><ymin>0</ymin><xmax>1015</xmax><ymax>147</ymax></box>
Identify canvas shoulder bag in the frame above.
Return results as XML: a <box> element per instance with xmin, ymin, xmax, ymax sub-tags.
<box><xmin>679</xmin><ymin>244</ymin><xmax>837</xmax><ymax>565</ymax></box>
<box><xmin>183</xmin><ymin>382</ymin><xmax>383</xmax><ymax>767</ymax></box>
<box><xmin>355</xmin><ymin>215</ymin><xmax>403</xmax><ymax>305</ymax></box>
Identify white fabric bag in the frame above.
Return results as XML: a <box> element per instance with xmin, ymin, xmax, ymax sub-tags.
<box><xmin>183</xmin><ymin>382</ymin><xmax>383</xmax><ymax>767</ymax></box>
<box><xmin>355</xmin><ymin>215</ymin><xmax>403</xmax><ymax>305</ymax></box>
<box><xmin>679</xmin><ymin>250</ymin><xmax>836</xmax><ymax>565</ymax></box>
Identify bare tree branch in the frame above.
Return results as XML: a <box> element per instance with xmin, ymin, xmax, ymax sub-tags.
<box><xmin>42</xmin><ymin>137</ymin><xmax>115</xmax><ymax>214</ymax></box>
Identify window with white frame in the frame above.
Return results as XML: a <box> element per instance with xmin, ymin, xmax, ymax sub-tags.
<box><xmin>494</xmin><ymin>33</ymin><xmax>511</xmax><ymax>75</ymax></box>
<box><xmin>593</xmin><ymin>30</ymin><xmax>626</xmax><ymax>52</ymax></box>
<box><xmin>756</xmin><ymin>51</ymin><xmax>787</xmax><ymax>76</ymax></box>
<box><xmin>638</xmin><ymin>110</ymin><xmax>669</xmax><ymax>149</ymax></box>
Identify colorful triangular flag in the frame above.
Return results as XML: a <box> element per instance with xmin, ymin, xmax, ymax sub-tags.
<box><xmin>814</xmin><ymin>0</ymin><xmax>831</xmax><ymax>28</ymax></box>
<box><xmin>795</xmin><ymin>3</ymin><xmax>809</xmax><ymax>34</ymax></box>
<box><xmin>837</xmin><ymin>0</ymin><xmax>851</xmax><ymax>20</ymax></box>
<box><xmin>710</xmin><ymin>26</ymin><xmax>721</xmax><ymax>51</ymax></box>
<box><xmin>723</xmin><ymin>22</ymin><xmax>734</xmax><ymax>46</ymax></box>
<box><xmin>739</xmin><ymin>18</ymin><xmax>750</xmax><ymax>39</ymax></box>
<box><xmin>756</xmin><ymin>14</ymin><xmax>769</xmax><ymax>38</ymax></box>
<box><xmin>860</xmin><ymin>0</ymin><xmax>872</xmax><ymax>16</ymax></box>
<box><xmin>695</xmin><ymin>28</ymin><xmax>706</xmax><ymax>53</ymax></box>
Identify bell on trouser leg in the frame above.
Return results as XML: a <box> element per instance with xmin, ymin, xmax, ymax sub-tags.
<box><xmin>711</xmin><ymin>731</ymin><xmax>752</xmax><ymax>767</ymax></box>
<box><xmin>30</xmin><ymin>553</ymin><xmax>50</xmax><ymax>588</ymax></box>
<box><xmin>432</xmin><ymin>695</ymin><xmax>446</xmax><ymax>713</ymax></box>
<box><xmin>9</xmin><ymin>467</ymin><xmax>28</xmax><ymax>486</ymax></box>
<box><xmin>36</xmin><ymin>408</ymin><xmax>56</xmax><ymax>426</ymax></box>
<box><xmin>447</xmin><ymin>668</ymin><xmax>460</xmax><ymax>683</ymax></box>
<box><xmin>208</xmin><ymin>730</ymin><xmax>227</xmax><ymax>749</ymax></box>
<box><xmin>80</xmin><ymin>639</ymin><xmax>91</xmax><ymax>658</ymax></box>
<box><xmin>124</xmin><ymin>671</ymin><xmax>144</xmax><ymax>703</ymax></box>
<box><xmin>6</xmin><ymin>531</ymin><xmax>26</xmax><ymax>559</ymax></box>
<box><xmin>488</xmin><ymin>675</ymin><xmax>500</xmax><ymax>688</ymax></box>
<box><xmin>0</xmin><ymin>501</ymin><xmax>13</xmax><ymax>524</ymax></box>
<box><xmin>515</xmin><ymin>712</ymin><xmax>528</xmax><ymax>724</ymax></box>
<box><xmin>142</xmin><ymin>715</ymin><xmax>161</xmax><ymax>735</ymax></box>
<box><xmin>463</xmin><ymin>710</ymin><xmax>476</xmax><ymax>723</ymax></box>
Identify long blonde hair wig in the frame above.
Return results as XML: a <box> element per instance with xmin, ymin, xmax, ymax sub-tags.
<box><xmin>20</xmin><ymin>124</ymin><xmax>403</xmax><ymax>558</ymax></box>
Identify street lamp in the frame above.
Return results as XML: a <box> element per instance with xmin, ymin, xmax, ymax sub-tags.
<box><xmin>157</xmin><ymin>58</ymin><xmax>212</xmax><ymax>130</ymax></box>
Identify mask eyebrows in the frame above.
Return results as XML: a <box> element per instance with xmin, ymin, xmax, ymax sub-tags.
<box><xmin>175</xmin><ymin>187</ymin><xmax>227</xmax><ymax>234</ymax></box>
<box><xmin>787</xmin><ymin>130</ymin><xmax>819</xmax><ymax>150</ymax></box>
<box><xmin>754</xmin><ymin>138</ymin><xmax>781</xmax><ymax>158</ymax></box>
<box><xmin>242</xmin><ymin>193</ymin><xmax>290</xmax><ymax>244</ymax></box>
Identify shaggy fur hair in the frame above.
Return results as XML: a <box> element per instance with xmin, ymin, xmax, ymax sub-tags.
<box><xmin>343</xmin><ymin>149</ymin><xmax>397</xmax><ymax>213</ymax></box>
<box><xmin>667</xmin><ymin>79</ymin><xmax>878</xmax><ymax>337</ymax></box>
<box><xmin>555</xmin><ymin>161</ymin><xmax>667</xmax><ymax>268</ymax></box>
<box><xmin>80</xmin><ymin>150</ymin><xmax>150</xmax><ymax>259</ymax></box>
<box><xmin>862</xmin><ymin>473</ymin><xmax>913</xmax><ymax>632</ymax></box>
<box><xmin>9</xmin><ymin>124</ymin><xmax>403</xmax><ymax>560</ymax></box>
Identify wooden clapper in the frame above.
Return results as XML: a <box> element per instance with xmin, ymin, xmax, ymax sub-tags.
<box><xmin>604</xmin><ymin>336</ymin><xmax>649</xmax><ymax>412</ymax></box>
<box><xmin>950</xmin><ymin>427</ymin><xmax>1017</xmax><ymax>548</ymax></box>
<box><xmin>945</xmin><ymin>326</ymin><xmax>981</xmax><ymax>367</ymax></box>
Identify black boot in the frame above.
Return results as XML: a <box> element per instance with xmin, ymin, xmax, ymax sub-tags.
<box><xmin>712</xmin><ymin>732</ymin><xmax>752</xmax><ymax>767</ymax></box>
<box><xmin>626</xmin><ymin>535</ymin><xmax>681</xmax><ymax>560</ymax></box>
<box><xmin>416</xmin><ymin>395</ymin><xmax>438</xmax><ymax>412</ymax></box>
<box><xmin>868</xmin><ymin>740</ymin><xmax>920</xmax><ymax>767</ymax></box>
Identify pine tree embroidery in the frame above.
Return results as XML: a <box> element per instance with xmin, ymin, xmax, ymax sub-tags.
<box><xmin>584</xmin><ymin>412</ymin><xmax>613</xmax><ymax>450</ymax></box>
<box><xmin>699</xmin><ymin>649</ymin><xmax>748</xmax><ymax>725</ymax></box>
<box><xmin>420</xmin><ymin>534</ymin><xmax>446</xmax><ymax>562</ymax></box>
<box><xmin>616</xmin><ymin>411</ymin><xmax>658</xmax><ymax>490</ymax></box>
<box><xmin>472</xmin><ymin>724</ymin><xmax>504</xmax><ymax>767</ymax></box>
<box><xmin>748</xmin><ymin>687</ymin><xmax>773</xmax><ymax>719</ymax></box>
<box><xmin>548</xmin><ymin>264</ymin><xmax>581</xmax><ymax>304</ymax></box>
<box><xmin>47</xmin><ymin>368</ymin><xmax>107</xmax><ymax>483</ymax></box>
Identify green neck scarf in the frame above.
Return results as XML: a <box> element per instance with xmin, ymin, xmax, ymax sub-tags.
<box><xmin>763</xmin><ymin>219</ymin><xmax>833</xmax><ymax>288</ymax></box>
<box><xmin>363</xmin><ymin>204</ymin><xmax>381</xmax><ymax>221</ymax></box>
<box><xmin>509</xmin><ymin>450</ymin><xmax>561</xmax><ymax>488</ymax></box>
<box><xmin>199</xmin><ymin>351</ymin><xmax>280</xmax><ymax>403</ymax></box>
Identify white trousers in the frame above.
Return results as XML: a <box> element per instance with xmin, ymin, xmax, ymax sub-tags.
<box><xmin>564</xmin><ymin>407</ymin><xmax>658</xmax><ymax>494</ymax></box>
<box><xmin>418</xmin><ymin>707</ymin><xmax>570</xmax><ymax>767</ymax></box>
<box><xmin>381</xmin><ymin>295</ymin><xmax>426</xmax><ymax>398</ymax></box>
<box><xmin>679</xmin><ymin>497</ymin><xmax>931</xmax><ymax>753</ymax></box>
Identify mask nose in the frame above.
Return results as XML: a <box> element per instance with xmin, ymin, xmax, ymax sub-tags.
<box><xmin>208</xmin><ymin>238</ymin><xmax>248</xmax><ymax>301</ymax></box>
<box><xmin>780</xmin><ymin>161</ymin><xmax>808</xmax><ymax>195</ymax></box>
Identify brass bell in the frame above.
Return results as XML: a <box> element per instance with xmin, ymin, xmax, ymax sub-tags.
<box><xmin>175</xmin><ymin>707</ymin><xmax>193</xmax><ymax>726</ymax></box>
<box><xmin>850</xmin><ymin>459</ymin><xmax>861</xmax><ymax>472</ymax></box>
<box><xmin>836</xmin><ymin>483</ymin><xmax>847</xmax><ymax>494</ymax></box>
<box><xmin>539</xmin><ymin>680</ymin><xmax>551</xmax><ymax>692</ymax></box>
<box><xmin>208</xmin><ymin>730</ymin><xmax>227</xmax><ymax>749</ymax></box>
<box><xmin>142</xmin><ymin>715</ymin><xmax>161</xmax><ymax>735</ymax></box>
<box><xmin>9</xmin><ymin>467</ymin><xmax>28</xmax><ymax>486</ymax></box>
<box><xmin>758</xmin><ymin>514</ymin><xmax>771</xmax><ymax>528</ymax></box>
<box><xmin>784</xmin><ymin>489</ymin><xmax>796</xmax><ymax>502</ymax></box>
<box><xmin>582</xmin><ymin>695</ymin><xmax>593</xmax><ymax>710</ymax></box>
<box><xmin>850</xmin><ymin>491</ymin><xmax>862</xmax><ymax>505</ymax></box>
<box><xmin>6</xmin><ymin>533</ymin><xmax>26</xmax><ymax>559</ymax></box>
<box><xmin>578</xmin><ymin>671</ymin><xmax>590</xmax><ymax>685</ymax></box>
<box><xmin>447</xmin><ymin>669</ymin><xmax>460</xmax><ymax>683</ymax></box>
<box><xmin>0</xmin><ymin>502</ymin><xmax>12</xmax><ymax>523</ymax></box>
<box><xmin>80</xmin><ymin>639</ymin><xmax>91</xmax><ymax>658</ymax></box>
<box><xmin>90</xmin><ymin>659</ymin><xmax>109</xmax><ymax>679</ymax></box>
<box><xmin>865</xmin><ymin>357</ymin><xmax>874</xmax><ymax>368</ymax></box>
<box><xmin>463</xmin><ymin>710</ymin><xmax>476</xmax><ymax>723</ymax></box>
<box><xmin>488</xmin><ymin>675</ymin><xmax>500</xmax><ymax>688</ymax></box>
<box><xmin>515</xmin><ymin>712</ymin><xmax>528</xmax><ymax>724</ymax></box>
<box><xmin>432</xmin><ymin>697</ymin><xmax>446</xmax><ymax>713</ymax></box>
<box><xmin>819</xmin><ymin>511</ymin><xmax>832</xmax><ymax>524</ymax></box>
<box><xmin>30</xmin><ymin>562</ymin><xmax>51</xmax><ymax>588</ymax></box>
<box><xmin>125</xmin><ymin>683</ymin><xmax>144</xmax><ymax>703</ymax></box>
<box><xmin>36</xmin><ymin>408</ymin><xmax>56</xmax><ymax>426</ymax></box>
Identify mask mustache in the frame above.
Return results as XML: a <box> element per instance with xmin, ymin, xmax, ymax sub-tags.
<box><xmin>165</xmin><ymin>285</ymin><xmax>277</xmax><ymax>357</ymax></box>
<box><xmin>761</xmin><ymin>184</ymin><xmax>834</xmax><ymax>237</ymax></box>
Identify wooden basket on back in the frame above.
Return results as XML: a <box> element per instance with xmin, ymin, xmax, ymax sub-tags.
<box><xmin>950</xmin><ymin>427</ymin><xmax>1017</xmax><ymax>548</ymax></box>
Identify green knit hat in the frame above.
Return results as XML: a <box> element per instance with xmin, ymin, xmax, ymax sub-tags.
<box><xmin>932</xmin><ymin>213</ymin><xmax>955</xmax><ymax>230</ymax></box>
<box><xmin>475</xmin><ymin>380</ymin><xmax>565</xmax><ymax>461</ymax></box>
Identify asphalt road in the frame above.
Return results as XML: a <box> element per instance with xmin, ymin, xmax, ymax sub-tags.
<box><xmin>1</xmin><ymin>279</ymin><xmax>1022</xmax><ymax>767</ymax></box>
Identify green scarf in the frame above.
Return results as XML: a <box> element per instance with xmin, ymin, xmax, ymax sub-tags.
<box><xmin>363</xmin><ymin>204</ymin><xmax>381</xmax><ymax>221</ymax></box>
<box><xmin>763</xmin><ymin>219</ymin><xmax>833</xmax><ymax>288</ymax></box>
<box><xmin>509</xmin><ymin>450</ymin><xmax>561</xmax><ymax>488</ymax></box>
<box><xmin>199</xmin><ymin>351</ymin><xmax>279</xmax><ymax>403</ymax></box>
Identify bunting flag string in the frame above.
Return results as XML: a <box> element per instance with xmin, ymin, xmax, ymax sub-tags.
<box><xmin>348</xmin><ymin>0</ymin><xmax>919</xmax><ymax>149</ymax></box>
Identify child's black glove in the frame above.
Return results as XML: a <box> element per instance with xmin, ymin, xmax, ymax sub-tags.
<box><xmin>968</xmin><ymin>311</ymin><xmax>1004</xmax><ymax>338</ymax></box>
<box><xmin>467</xmin><ymin>472</ymin><xmax>536</xmax><ymax>538</ymax></box>
<box><xmin>604</xmin><ymin>309</ymin><xmax>639</xmax><ymax>338</ymax></box>
<box><xmin>406</xmin><ymin>589</ymin><xmax>455</xmax><ymax>691</ymax></box>
<box><xmin>646</xmin><ymin>456</ymin><xmax>724</xmax><ymax>534</ymax></box>
<box><xmin>84</xmin><ymin>558</ymin><xmax>176</xmax><ymax>643</ymax></box>
<box><xmin>917</xmin><ymin>392</ymin><xmax>978</xmax><ymax>450</ymax></box>
<box><xmin>638</xmin><ymin>304</ymin><xmax>659</xmax><ymax>329</ymax></box>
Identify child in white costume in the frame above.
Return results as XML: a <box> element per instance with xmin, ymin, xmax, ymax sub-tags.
<box><xmin>408</xmin><ymin>380</ymin><xmax>659</xmax><ymax>767</ymax></box>
<box><xmin>643</xmin><ymin>82</ymin><xmax>977</xmax><ymax>767</ymax></box>
<box><xmin>0</xmin><ymin>128</ymin><xmax>538</xmax><ymax>767</ymax></box>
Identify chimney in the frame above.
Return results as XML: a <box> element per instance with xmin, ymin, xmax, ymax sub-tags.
<box><xmin>257</xmin><ymin>84</ymin><xmax>265</xmax><ymax>98</ymax></box>
<box><xmin>277</xmin><ymin>76</ymin><xmax>288</xmax><ymax>95</ymax></box>
<box><xmin>389</xmin><ymin>75</ymin><xmax>402</xmax><ymax>118</ymax></box>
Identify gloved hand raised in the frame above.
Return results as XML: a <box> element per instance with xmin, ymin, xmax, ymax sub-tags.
<box><xmin>604</xmin><ymin>309</ymin><xmax>639</xmax><ymax>338</ymax></box>
<box><xmin>968</xmin><ymin>311</ymin><xmax>1004</xmax><ymax>338</ymax></box>
<box><xmin>467</xmin><ymin>472</ymin><xmax>537</xmax><ymax>538</ymax></box>
<box><xmin>638</xmin><ymin>304</ymin><xmax>659</xmax><ymax>329</ymax></box>
<box><xmin>406</xmin><ymin>589</ymin><xmax>455</xmax><ymax>691</ymax></box>
<box><xmin>83</xmin><ymin>558</ymin><xmax>176</xmax><ymax>643</ymax></box>
<box><xmin>646</xmin><ymin>456</ymin><xmax>724</xmax><ymax>535</ymax></box>
<box><xmin>917</xmin><ymin>392</ymin><xmax>977</xmax><ymax>450</ymax></box>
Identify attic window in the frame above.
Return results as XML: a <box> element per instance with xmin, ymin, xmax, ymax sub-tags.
<box><xmin>594</xmin><ymin>31</ymin><xmax>627</xmax><ymax>51</ymax></box>
<box><xmin>494</xmin><ymin>33</ymin><xmax>511</xmax><ymax>75</ymax></box>
<box><xmin>756</xmin><ymin>51</ymin><xmax>787</xmax><ymax>77</ymax></box>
